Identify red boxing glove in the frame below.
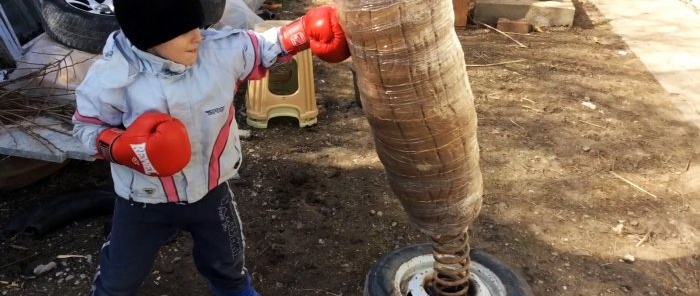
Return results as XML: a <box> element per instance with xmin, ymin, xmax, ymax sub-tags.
<box><xmin>280</xmin><ymin>5</ymin><xmax>351</xmax><ymax>63</ymax></box>
<box><xmin>97</xmin><ymin>113</ymin><xmax>191</xmax><ymax>177</ymax></box>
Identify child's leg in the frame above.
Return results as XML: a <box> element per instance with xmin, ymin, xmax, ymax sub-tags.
<box><xmin>184</xmin><ymin>182</ymin><xmax>259</xmax><ymax>296</ymax></box>
<box><xmin>90</xmin><ymin>197</ymin><xmax>178</xmax><ymax>296</ymax></box>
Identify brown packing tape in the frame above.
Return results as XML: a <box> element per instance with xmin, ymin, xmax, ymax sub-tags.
<box><xmin>390</xmin><ymin>176</ymin><xmax>482</xmax><ymax>210</ymax></box>
<box><xmin>397</xmin><ymin>195</ymin><xmax>483</xmax><ymax>237</ymax></box>
<box><xmin>374</xmin><ymin>132</ymin><xmax>478</xmax><ymax>178</ymax></box>
<box><xmin>368</xmin><ymin>102</ymin><xmax>476</xmax><ymax>148</ymax></box>
<box><xmin>362</xmin><ymin>69</ymin><xmax>472</xmax><ymax>122</ymax></box>
<box><xmin>341</xmin><ymin>0</ymin><xmax>483</xmax><ymax>238</ymax></box>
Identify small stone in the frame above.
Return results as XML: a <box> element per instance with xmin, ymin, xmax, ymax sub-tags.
<box><xmin>33</xmin><ymin>262</ymin><xmax>57</xmax><ymax>276</ymax></box>
<box><xmin>582</xmin><ymin>101</ymin><xmax>597</xmax><ymax>110</ymax></box>
<box><xmin>391</xmin><ymin>222</ymin><xmax>398</xmax><ymax>227</ymax></box>
<box><xmin>318</xmin><ymin>239</ymin><xmax>325</xmax><ymax>245</ymax></box>
<box><xmin>582</xmin><ymin>146</ymin><xmax>591</xmax><ymax>152</ymax></box>
<box><xmin>622</xmin><ymin>253</ymin><xmax>635</xmax><ymax>263</ymax></box>
<box><xmin>79</xmin><ymin>274</ymin><xmax>87</xmax><ymax>279</ymax></box>
<box><xmin>65</xmin><ymin>275</ymin><xmax>75</xmax><ymax>281</ymax></box>
<box><xmin>630</xmin><ymin>220</ymin><xmax>639</xmax><ymax>226</ymax></box>
<box><xmin>369</xmin><ymin>210</ymin><xmax>376</xmax><ymax>215</ymax></box>
<box><xmin>376</xmin><ymin>211</ymin><xmax>383</xmax><ymax>217</ymax></box>
<box><xmin>612</xmin><ymin>223</ymin><xmax>624</xmax><ymax>235</ymax></box>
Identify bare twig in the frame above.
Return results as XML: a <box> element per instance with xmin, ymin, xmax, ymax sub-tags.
<box><xmin>520</xmin><ymin>104</ymin><xmax>542</xmax><ymax>113</ymax></box>
<box><xmin>56</xmin><ymin>254</ymin><xmax>90</xmax><ymax>260</ymax></box>
<box><xmin>0</xmin><ymin>51</ymin><xmax>84</xmax><ymax>151</ymax></box>
<box><xmin>466</xmin><ymin>59</ymin><xmax>527</xmax><ymax>67</ymax></box>
<box><xmin>521</xmin><ymin>97</ymin><xmax>536</xmax><ymax>104</ymax></box>
<box><xmin>635</xmin><ymin>231</ymin><xmax>652</xmax><ymax>247</ymax></box>
<box><xmin>299</xmin><ymin>289</ymin><xmax>342</xmax><ymax>296</ymax></box>
<box><xmin>0</xmin><ymin>238</ymin><xmax>73</xmax><ymax>270</ymax></box>
<box><xmin>610</xmin><ymin>171</ymin><xmax>658</xmax><ymax>199</ymax></box>
<box><xmin>579</xmin><ymin>120</ymin><xmax>607</xmax><ymax>130</ymax></box>
<box><xmin>0</xmin><ymin>116</ymin><xmax>64</xmax><ymax>152</ymax></box>
<box><xmin>9</xmin><ymin>245</ymin><xmax>29</xmax><ymax>251</ymax></box>
<box><xmin>475</xmin><ymin>21</ymin><xmax>528</xmax><ymax>48</ymax></box>
<box><xmin>510</xmin><ymin>119</ymin><xmax>526</xmax><ymax>132</ymax></box>
<box><xmin>0</xmin><ymin>113</ymin><xmax>71</xmax><ymax>136</ymax></box>
<box><xmin>505</xmin><ymin>32</ymin><xmax>534</xmax><ymax>36</ymax></box>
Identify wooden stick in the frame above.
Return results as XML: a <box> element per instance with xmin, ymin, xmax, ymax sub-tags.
<box><xmin>466</xmin><ymin>59</ymin><xmax>527</xmax><ymax>67</ymax></box>
<box><xmin>610</xmin><ymin>171</ymin><xmax>658</xmax><ymax>199</ymax></box>
<box><xmin>475</xmin><ymin>21</ymin><xmax>528</xmax><ymax>48</ymax></box>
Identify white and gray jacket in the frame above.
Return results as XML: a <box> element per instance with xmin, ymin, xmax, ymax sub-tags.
<box><xmin>73</xmin><ymin>27</ymin><xmax>285</xmax><ymax>204</ymax></box>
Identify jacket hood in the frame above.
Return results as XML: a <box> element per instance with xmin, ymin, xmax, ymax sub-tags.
<box><xmin>99</xmin><ymin>31</ymin><xmax>191</xmax><ymax>83</ymax></box>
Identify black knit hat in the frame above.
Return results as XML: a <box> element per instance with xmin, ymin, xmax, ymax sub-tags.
<box><xmin>114</xmin><ymin>0</ymin><xmax>204</xmax><ymax>50</ymax></box>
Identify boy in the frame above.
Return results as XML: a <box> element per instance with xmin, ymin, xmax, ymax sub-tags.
<box><xmin>71</xmin><ymin>0</ymin><xmax>350</xmax><ymax>295</ymax></box>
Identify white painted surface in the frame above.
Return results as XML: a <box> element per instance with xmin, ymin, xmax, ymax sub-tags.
<box><xmin>589</xmin><ymin>0</ymin><xmax>700</xmax><ymax>127</ymax></box>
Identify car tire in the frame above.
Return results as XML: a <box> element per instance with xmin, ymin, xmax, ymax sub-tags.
<box><xmin>3</xmin><ymin>189</ymin><xmax>115</xmax><ymax>237</ymax></box>
<box><xmin>40</xmin><ymin>0</ymin><xmax>120</xmax><ymax>54</ymax></box>
<box><xmin>201</xmin><ymin>0</ymin><xmax>226</xmax><ymax>28</ymax></box>
<box><xmin>40</xmin><ymin>0</ymin><xmax>225</xmax><ymax>54</ymax></box>
<box><xmin>364</xmin><ymin>244</ymin><xmax>534</xmax><ymax>296</ymax></box>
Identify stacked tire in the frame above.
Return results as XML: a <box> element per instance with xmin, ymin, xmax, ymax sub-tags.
<box><xmin>364</xmin><ymin>244</ymin><xmax>534</xmax><ymax>296</ymax></box>
<box><xmin>40</xmin><ymin>0</ymin><xmax>225</xmax><ymax>54</ymax></box>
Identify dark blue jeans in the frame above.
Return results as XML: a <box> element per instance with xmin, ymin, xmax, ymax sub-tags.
<box><xmin>90</xmin><ymin>181</ymin><xmax>259</xmax><ymax>296</ymax></box>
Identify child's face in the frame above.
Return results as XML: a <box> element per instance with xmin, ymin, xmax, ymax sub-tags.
<box><xmin>149</xmin><ymin>28</ymin><xmax>202</xmax><ymax>66</ymax></box>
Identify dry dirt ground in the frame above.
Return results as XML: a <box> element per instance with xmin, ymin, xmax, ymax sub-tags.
<box><xmin>1</xmin><ymin>1</ymin><xmax>699</xmax><ymax>295</ymax></box>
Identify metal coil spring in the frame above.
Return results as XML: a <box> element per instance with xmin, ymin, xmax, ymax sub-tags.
<box><xmin>430</xmin><ymin>230</ymin><xmax>471</xmax><ymax>296</ymax></box>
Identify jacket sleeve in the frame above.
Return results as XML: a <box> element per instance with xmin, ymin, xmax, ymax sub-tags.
<box><xmin>238</xmin><ymin>27</ymin><xmax>290</xmax><ymax>81</ymax></box>
<box><xmin>72</xmin><ymin>60</ymin><xmax>126</xmax><ymax>155</ymax></box>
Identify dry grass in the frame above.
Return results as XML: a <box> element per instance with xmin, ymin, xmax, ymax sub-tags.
<box><xmin>0</xmin><ymin>51</ymin><xmax>91</xmax><ymax>153</ymax></box>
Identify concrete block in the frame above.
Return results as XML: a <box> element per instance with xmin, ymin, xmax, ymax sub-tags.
<box><xmin>474</xmin><ymin>0</ymin><xmax>574</xmax><ymax>27</ymax></box>
<box><xmin>497</xmin><ymin>18</ymin><xmax>531</xmax><ymax>34</ymax></box>
<box><xmin>474</xmin><ymin>0</ymin><xmax>538</xmax><ymax>25</ymax></box>
<box><xmin>526</xmin><ymin>0</ymin><xmax>576</xmax><ymax>27</ymax></box>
